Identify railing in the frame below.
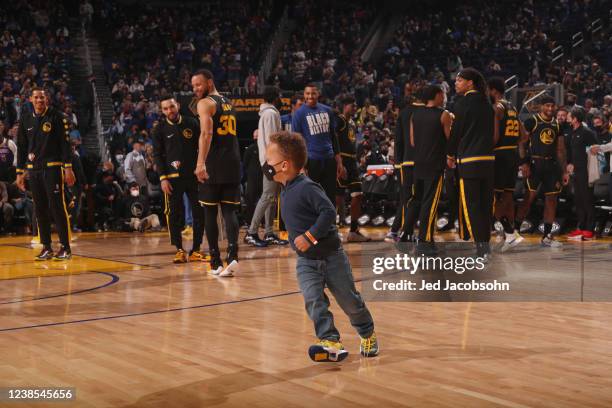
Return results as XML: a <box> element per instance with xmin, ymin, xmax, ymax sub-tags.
<box><xmin>504</xmin><ymin>75</ymin><xmax>518</xmax><ymax>94</ymax></box>
<box><xmin>551</xmin><ymin>46</ymin><xmax>564</xmax><ymax>63</ymax></box>
<box><xmin>258</xmin><ymin>5</ymin><xmax>290</xmax><ymax>88</ymax></box>
<box><xmin>80</xmin><ymin>25</ymin><xmax>109</xmax><ymax>162</ymax></box>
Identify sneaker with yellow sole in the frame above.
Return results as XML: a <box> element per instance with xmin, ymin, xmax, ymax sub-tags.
<box><xmin>188</xmin><ymin>250</ymin><xmax>209</xmax><ymax>262</ymax></box>
<box><xmin>181</xmin><ymin>226</ymin><xmax>193</xmax><ymax>236</ymax></box>
<box><xmin>360</xmin><ymin>332</ymin><xmax>379</xmax><ymax>357</ymax></box>
<box><xmin>308</xmin><ymin>339</ymin><xmax>349</xmax><ymax>362</ymax></box>
<box><xmin>173</xmin><ymin>249</ymin><xmax>188</xmax><ymax>263</ymax></box>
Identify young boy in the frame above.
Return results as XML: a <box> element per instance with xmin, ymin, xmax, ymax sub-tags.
<box><xmin>264</xmin><ymin>131</ymin><xmax>378</xmax><ymax>362</ymax></box>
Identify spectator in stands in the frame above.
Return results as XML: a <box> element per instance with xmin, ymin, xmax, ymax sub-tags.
<box><xmin>79</xmin><ymin>75</ymin><xmax>95</xmax><ymax>132</ymax></box>
<box><xmin>94</xmin><ymin>170</ymin><xmax>122</xmax><ymax>231</ymax></box>
<box><xmin>124</xmin><ymin>140</ymin><xmax>148</xmax><ymax>191</ymax></box>
<box><xmin>0</xmin><ymin>95</ymin><xmax>17</xmax><ymax>126</ymax></box>
<box><xmin>122</xmin><ymin>182</ymin><xmax>160</xmax><ymax>232</ymax></box>
<box><xmin>0</xmin><ymin>180</ymin><xmax>13</xmax><ymax>233</ymax></box>
<box><xmin>0</xmin><ymin>123</ymin><xmax>17</xmax><ymax>182</ymax></box>
<box><xmin>69</xmin><ymin>141</ymin><xmax>87</xmax><ymax>232</ymax></box>
<box><xmin>65</xmin><ymin>105</ymin><xmax>78</xmax><ymax>128</ymax></box>
<box><xmin>593</xmin><ymin>115</ymin><xmax>611</xmax><ymax>170</ymax></box>
<box><xmin>8</xmin><ymin>181</ymin><xmax>32</xmax><ymax>234</ymax></box>
<box><xmin>80</xmin><ymin>0</ymin><xmax>94</xmax><ymax>31</ymax></box>
<box><xmin>245</xmin><ymin>70</ymin><xmax>258</xmax><ymax>95</ymax></box>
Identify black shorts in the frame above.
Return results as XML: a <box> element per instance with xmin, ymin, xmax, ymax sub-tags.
<box><xmin>526</xmin><ymin>159</ymin><xmax>562</xmax><ymax>195</ymax></box>
<box><xmin>198</xmin><ymin>183</ymin><xmax>240</xmax><ymax>206</ymax></box>
<box><xmin>337</xmin><ymin>156</ymin><xmax>361</xmax><ymax>193</ymax></box>
<box><xmin>494</xmin><ymin>149</ymin><xmax>519</xmax><ymax>192</ymax></box>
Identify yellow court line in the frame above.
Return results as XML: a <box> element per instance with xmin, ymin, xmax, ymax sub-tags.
<box><xmin>0</xmin><ymin>246</ymin><xmax>146</xmax><ymax>280</ymax></box>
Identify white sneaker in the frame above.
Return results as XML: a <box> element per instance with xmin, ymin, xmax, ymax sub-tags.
<box><xmin>219</xmin><ymin>260</ymin><xmax>239</xmax><ymax>277</ymax></box>
<box><xmin>211</xmin><ymin>265</ymin><xmax>224</xmax><ymax>275</ymax></box>
<box><xmin>541</xmin><ymin>235</ymin><xmax>562</xmax><ymax>248</ymax></box>
<box><xmin>501</xmin><ymin>231</ymin><xmax>524</xmax><ymax>252</ymax></box>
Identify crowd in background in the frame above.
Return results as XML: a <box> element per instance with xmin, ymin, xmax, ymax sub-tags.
<box><xmin>1</xmin><ymin>0</ymin><xmax>611</xmax><ymax>236</ymax></box>
<box><xmin>0</xmin><ymin>0</ymin><xmax>87</xmax><ymax>234</ymax></box>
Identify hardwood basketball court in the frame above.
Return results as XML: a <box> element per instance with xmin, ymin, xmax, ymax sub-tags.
<box><xmin>1</xmin><ymin>230</ymin><xmax>612</xmax><ymax>407</ymax></box>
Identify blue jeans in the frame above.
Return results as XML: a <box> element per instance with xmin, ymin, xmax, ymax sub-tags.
<box><xmin>183</xmin><ymin>193</ymin><xmax>193</xmax><ymax>226</ymax></box>
<box><xmin>296</xmin><ymin>249</ymin><xmax>374</xmax><ymax>341</ymax></box>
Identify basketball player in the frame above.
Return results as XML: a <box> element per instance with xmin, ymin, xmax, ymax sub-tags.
<box><xmin>488</xmin><ymin>77</ymin><xmax>524</xmax><ymax>251</ymax></box>
<box><xmin>152</xmin><ymin>95</ymin><xmax>205</xmax><ymax>263</ymax></box>
<box><xmin>264</xmin><ymin>131</ymin><xmax>378</xmax><ymax>362</ymax></box>
<box><xmin>515</xmin><ymin>95</ymin><xmax>568</xmax><ymax>248</ymax></box>
<box><xmin>335</xmin><ymin>95</ymin><xmax>370</xmax><ymax>242</ymax></box>
<box><xmin>386</xmin><ymin>87</ymin><xmax>425</xmax><ymax>243</ymax></box>
<box><xmin>447</xmin><ymin>68</ymin><xmax>495</xmax><ymax>259</ymax></box>
<box><xmin>191</xmin><ymin>69</ymin><xmax>241</xmax><ymax>276</ymax></box>
<box><xmin>291</xmin><ymin>84</ymin><xmax>342</xmax><ymax>205</ymax></box>
<box><xmin>16</xmin><ymin>87</ymin><xmax>75</xmax><ymax>260</ymax></box>
<box><xmin>281</xmin><ymin>94</ymin><xmax>304</xmax><ymax>132</ymax></box>
<box><xmin>411</xmin><ymin>85</ymin><xmax>453</xmax><ymax>254</ymax></box>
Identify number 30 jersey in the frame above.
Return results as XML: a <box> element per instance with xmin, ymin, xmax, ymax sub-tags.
<box><xmin>206</xmin><ymin>94</ymin><xmax>241</xmax><ymax>184</ymax></box>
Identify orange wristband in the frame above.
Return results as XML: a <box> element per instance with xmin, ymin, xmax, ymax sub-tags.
<box><xmin>304</xmin><ymin>231</ymin><xmax>318</xmax><ymax>245</ymax></box>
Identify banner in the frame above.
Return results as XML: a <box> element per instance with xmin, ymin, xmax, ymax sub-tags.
<box><xmin>230</xmin><ymin>97</ymin><xmax>291</xmax><ymax>114</ymax></box>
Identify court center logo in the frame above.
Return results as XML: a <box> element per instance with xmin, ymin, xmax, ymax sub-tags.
<box><xmin>42</xmin><ymin>122</ymin><xmax>52</xmax><ymax>133</ymax></box>
<box><xmin>539</xmin><ymin>128</ymin><xmax>554</xmax><ymax>144</ymax></box>
<box><xmin>182</xmin><ymin>128</ymin><xmax>193</xmax><ymax>139</ymax></box>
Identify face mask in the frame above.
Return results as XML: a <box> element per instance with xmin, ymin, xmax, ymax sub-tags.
<box><xmin>262</xmin><ymin>161</ymin><xmax>283</xmax><ymax>181</ymax></box>
<box><xmin>130</xmin><ymin>189</ymin><xmax>140</xmax><ymax>197</ymax></box>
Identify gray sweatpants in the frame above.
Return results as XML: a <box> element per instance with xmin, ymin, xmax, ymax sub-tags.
<box><xmin>248</xmin><ymin>176</ymin><xmax>280</xmax><ymax>235</ymax></box>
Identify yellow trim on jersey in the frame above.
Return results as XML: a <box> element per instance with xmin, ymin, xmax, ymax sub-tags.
<box><xmin>220</xmin><ymin>200</ymin><xmax>240</xmax><ymax>205</ymax></box>
<box><xmin>426</xmin><ymin>175</ymin><xmax>443</xmax><ymax>242</ymax></box>
<box><xmin>457</xmin><ymin>156</ymin><xmax>495</xmax><ymax>164</ymax></box>
<box><xmin>536</xmin><ymin>113</ymin><xmax>553</xmax><ymax>123</ymax></box>
<box><xmin>60</xmin><ymin>170</ymin><xmax>72</xmax><ymax>243</ymax></box>
<box><xmin>400</xmin><ymin>161</ymin><xmax>415</xmax><ymax>167</ymax></box>
<box><xmin>199</xmin><ymin>201</ymin><xmax>219</xmax><ymax>206</ymax></box>
<box><xmin>399</xmin><ymin>168</ymin><xmax>405</xmax><ymax>228</ymax></box>
<box><xmin>459</xmin><ymin>178</ymin><xmax>474</xmax><ymax>240</ymax></box>
<box><xmin>163</xmin><ymin>192</ymin><xmax>172</xmax><ymax>240</ymax></box>
<box><xmin>165</xmin><ymin>115</ymin><xmax>183</xmax><ymax>126</ymax></box>
<box><xmin>47</xmin><ymin>162</ymin><xmax>63</xmax><ymax>167</ymax></box>
<box><xmin>340</xmin><ymin>152</ymin><xmax>356</xmax><ymax>159</ymax></box>
<box><xmin>492</xmin><ymin>194</ymin><xmax>496</xmax><ymax>216</ymax></box>
<box><xmin>493</xmin><ymin>146</ymin><xmax>517</xmax><ymax>151</ymax></box>
<box><xmin>159</xmin><ymin>173</ymin><xmax>179</xmax><ymax>181</ymax></box>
